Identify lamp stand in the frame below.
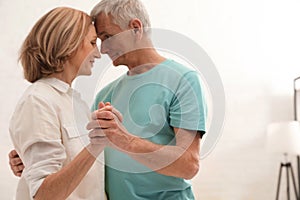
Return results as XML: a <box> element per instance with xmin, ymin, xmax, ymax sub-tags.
<box><xmin>294</xmin><ymin>77</ymin><xmax>300</xmax><ymax>200</ymax></box>
<box><xmin>298</xmin><ymin>156</ymin><xmax>300</xmax><ymax>200</ymax></box>
<box><xmin>275</xmin><ymin>161</ymin><xmax>299</xmax><ymax>200</ymax></box>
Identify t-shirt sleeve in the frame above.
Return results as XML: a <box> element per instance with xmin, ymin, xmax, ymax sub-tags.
<box><xmin>169</xmin><ymin>71</ymin><xmax>207</xmax><ymax>133</ymax></box>
<box><xmin>9</xmin><ymin>95</ymin><xmax>66</xmax><ymax>198</ymax></box>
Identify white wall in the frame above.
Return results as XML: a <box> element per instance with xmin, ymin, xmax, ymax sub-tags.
<box><xmin>1</xmin><ymin>0</ymin><xmax>300</xmax><ymax>199</ymax></box>
<box><xmin>192</xmin><ymin>1</ymin><xmax>300</xmax><ymax>199</ymax></box>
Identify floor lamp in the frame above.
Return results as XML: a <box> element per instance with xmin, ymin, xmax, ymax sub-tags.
<box><xmin>266</xmin><ymin>121</ymin><xmax>300</xmax><ymax>200</ymax></box>
<box><xmin>294</xmin><ymin>76</ymin><xmax>300</xmax><ymax>200</ymax></box>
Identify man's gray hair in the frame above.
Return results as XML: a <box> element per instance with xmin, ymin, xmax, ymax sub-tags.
<box><xmin>91</xmin><ymin>0</ymin><xmax>151</xmax><ymax>31</ymax></box>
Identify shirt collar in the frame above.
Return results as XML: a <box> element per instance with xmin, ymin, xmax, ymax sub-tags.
<box><xmin>38</xmin><ymin>77</ymin><xmax>71</xmax><ymax>94</ymax></box>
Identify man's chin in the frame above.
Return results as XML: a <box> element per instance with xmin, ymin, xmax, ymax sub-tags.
<box><xmin>110</xmin><ymin>53</ymin><xmax>127</xmax><ymax>66</ymax></box>
<box><xmin>112</xmin><ymin>58</ymin><xmax>122</xmax><ymax>66</ymax></box>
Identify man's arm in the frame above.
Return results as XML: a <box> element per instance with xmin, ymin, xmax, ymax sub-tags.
<box><xmin>88</xmin><ymin>107</ymin><xmax>201</xmax><ymax>180</ymax></box>
<box><xmin>127</xmin><ymin>128</ymin><xmax>201</xmax><ymax>180</ymax></box>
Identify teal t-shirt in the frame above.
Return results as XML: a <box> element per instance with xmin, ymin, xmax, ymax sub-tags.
<box><xmin>92</xmin><ymin>59</ymin><xmax>207</xmax><ymax>200</ymax></box>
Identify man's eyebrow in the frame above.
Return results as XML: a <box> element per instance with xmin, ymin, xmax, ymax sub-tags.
<box><xmin>97</xmin><ymin>31</ymin><xmax>106</xmax><ymax>37</ymax></box>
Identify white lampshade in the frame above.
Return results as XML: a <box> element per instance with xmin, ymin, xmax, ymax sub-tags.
<box><xmin>266</xmin><ymin>121</ymin><xmax>300</xmax><ymax>155</ymax></box>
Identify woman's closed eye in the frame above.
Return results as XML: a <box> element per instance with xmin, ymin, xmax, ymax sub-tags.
<box><xmin>91</xmin><ymin>40</ymin><xmax>97</xmax><ymax>47</ymax></box>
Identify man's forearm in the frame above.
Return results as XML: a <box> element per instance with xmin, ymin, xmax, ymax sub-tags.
<box><xmin>88</xmin><ymin>107</ymin><xmax>201</xmax><ymax>179</ymax></box>
<box><xmin>123</xmin><ymin>133</ymin><xmax>200</xmax><ymax>180</ymax></box>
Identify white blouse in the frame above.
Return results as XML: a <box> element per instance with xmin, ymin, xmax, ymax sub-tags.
<box><xmin>9</xmin><ymin>78</ymin><xmax>105</xmax><ymax>200</ymax></box>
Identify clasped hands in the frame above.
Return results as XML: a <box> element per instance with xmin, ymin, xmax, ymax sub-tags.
<box><xmin>87</xmin><ymin>102</ymin><xmax>135</xmax><ymax>151</ymax></box>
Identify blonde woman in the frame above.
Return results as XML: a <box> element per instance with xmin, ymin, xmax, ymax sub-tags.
<box><xmin>9</xmin><ymin>7</ymin><xmax>111</xmax><ymax>200</ymax></box>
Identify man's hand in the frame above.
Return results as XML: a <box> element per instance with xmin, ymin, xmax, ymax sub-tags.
<box><xmin>87</xmin><ymin>103</ymin><xmax>201</xmax><ymax>179</ymax></box>
<box><xmin>87</xmin><ymin>102</ymin><xmax>135</xmax><ymax>151</ymax></box>
<box><xmin>91</xmin><ymin>102</ymin><xmax>123</xmax><ymax>123</ymax></box>
<box><xmin>8</xmin><ymin>149</ymin><xmax>24</xmax><ymax>177</ymax></box>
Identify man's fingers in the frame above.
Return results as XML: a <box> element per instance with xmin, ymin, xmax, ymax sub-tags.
<box><xmin>9</xmin><ymin>149</ymin><xmax>19</xmax><ymax>158</ymax></box>
<box><xmin>8</xmin><ymin>149</ymin><xmax>24</xmax><ymax>177</ymax></box>
<box><xmin>92</xmin><ymin>107</ymin><xmax>123</xmax><ymax>122</ymax></box>
<box><xmin>98</xmin><ymin>102</ymin><xmax>106</xmax><ymax>109</ymax></box>
<box><xmin>10</xmin><ymin>157</ymin><xmax>23</xmax><ymax>166</ymax></box>
<box><xmin>10</xmin><ymin>164</ymin><xmax>24</xmax><ymax>177</ymax></box>
<box><xmin>8</xmin><ymin>150</ymin><xmax>24</xmax><ymax>167</ymax></box>
<box><xmin>16</xmin><ymin>172</ymin><xmax>22</xmax><ymax>177</ymax></box>
<box><xmin>87</xmin><ymin>118</ymin><xmax>116</xmax><ymax>130</ymax></box>
<box><xmin>91</xmin><ymin>110</ymin><xmax>115</xmax><ymax>120</ymax></box>
<box><xmin>13</xmin><ymin>166</ymin><xmax>24</xmax><ymax>176</ymax></box>
<box><xmin>10</xmin><ymin>162</ymin><xmax>24</xmax><ymax>171</ymax></box>
<box><xmin>111</xmin><ymin>107</ymin><xmax>123</xmax><ymax>122</ymax></box>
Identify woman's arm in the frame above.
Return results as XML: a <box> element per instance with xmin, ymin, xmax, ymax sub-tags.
<box><xmin>34</xmin><ymin>143</ymin><xmax>105</xmax><ymax>200</ymax></box>
<box><xmin>10</xmin><ymin>95</ymin><xmax>107</xmax><ymax>199</ymax></box>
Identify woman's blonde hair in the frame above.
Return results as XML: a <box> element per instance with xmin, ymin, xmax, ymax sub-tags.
<box><xmin>19</xmin><ymin>7</ymin><xmax>92</xmax><ymax>83</ymax></box>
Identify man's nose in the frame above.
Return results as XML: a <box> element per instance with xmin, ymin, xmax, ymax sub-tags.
<box><xmin>100</xmin><ymin>41</ymin><xmax>109</xmax><ymax>54</ymax></box>
<box><xmin>94</xmin><ymin>46</ymin><xmax>101</xmax><ymax>58</ymax></box>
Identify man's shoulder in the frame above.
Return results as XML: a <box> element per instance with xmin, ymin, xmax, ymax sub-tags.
<box><xmin>93</xmin><ymin>74</ymin><xmax>126</xmax><ymax>104</ymax></box>
<box><xmin>161</xmin><ymin>59</ymin><xmax>195</xmax><ymax>76</ymax></box>
<box><xmin>99</xmin><ymin>74</ymin><xmax>125</xmax><ymax>94</ymax></box>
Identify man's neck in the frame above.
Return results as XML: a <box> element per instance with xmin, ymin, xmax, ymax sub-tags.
<box><xmin>127</xmin><ymin>49</ymin><xmax>166</xmax><ymax>76</ymax></box>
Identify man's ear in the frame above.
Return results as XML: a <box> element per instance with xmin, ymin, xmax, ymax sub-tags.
<box><xmin>129</xmin><ymin>18</ymin><xmax>143</xmax><ymax>37</ymax></box>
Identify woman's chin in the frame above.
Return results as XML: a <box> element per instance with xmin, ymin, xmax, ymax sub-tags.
<box><xmin>77</xmin><ymin>70</ymin><xmax>92</xmax><ymax>77</ymax></box>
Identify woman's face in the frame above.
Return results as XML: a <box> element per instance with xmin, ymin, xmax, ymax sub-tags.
<box><xmin>71</xmin><ymin>25</ymin><xmax>101</xmax><ymax>76</ymax></box>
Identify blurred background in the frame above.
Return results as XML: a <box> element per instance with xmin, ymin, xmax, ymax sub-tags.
<box><xmin>1</xmin><ymin>0</ymin><xmax>300</xmax><ymax>199</ymax></box>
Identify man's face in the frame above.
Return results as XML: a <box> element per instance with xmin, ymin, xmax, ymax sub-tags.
<box><xmin>94</xmin><ymin>12</ymin><xmax>135</xmax><ymax>67</ymax></box>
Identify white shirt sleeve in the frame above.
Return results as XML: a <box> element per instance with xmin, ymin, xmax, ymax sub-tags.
<box><xmin>10</xmin><ymin>94</ymin><xmax>66</xmax><ymax>198</ymax></box>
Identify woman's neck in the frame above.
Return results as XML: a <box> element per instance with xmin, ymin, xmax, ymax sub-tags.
<box><xmin>48</xmin><ymin>63</ymin><xmax>76</xmax><ymax>86</ymax></box>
